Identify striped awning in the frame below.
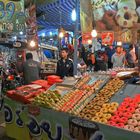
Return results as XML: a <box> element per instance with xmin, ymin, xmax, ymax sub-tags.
<box><xmin>37</xmin><ymin>0</ymin><xmax>80</xmax><ymax>32</ymax></box>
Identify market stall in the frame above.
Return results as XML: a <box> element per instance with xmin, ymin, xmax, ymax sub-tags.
<box><xmin>38</xmin><ymin>44</ymin><xmax>59</xmax><ymax>78</ymax></box>
<box><xmin>1</xmin><ymin>71</ymin><xmax>140</xmax><ymax>140</ymax></box>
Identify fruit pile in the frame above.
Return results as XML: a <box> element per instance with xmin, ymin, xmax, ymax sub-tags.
<box><xmin>79</xmin><ymin>78</ymin><xmax>124</xmax><ymax>121</ymax></box>
<box><xmin>108</xmin><ymin>95</ymin><xmax>140</xmax><ymax>133</ymax></box>
<box><xmin>33</xmin><ymin>90</ymin><xmax>61</xmax><ymax>108</ymax></box>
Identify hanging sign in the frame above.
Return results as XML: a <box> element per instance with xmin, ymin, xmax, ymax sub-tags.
<box><xmin>82</xmin><ymin>33</ymin><xmax>92</xmax><ymax>44</ymax></box>
<box><xmin>0</xmin><ymin>0</ymin><xmax>25</xmax><ymax>33</ymax></box>
<box><xmin>101</xmin><ymin>32</ymin><xmax>114</xmax><ymax>45</ymax></box>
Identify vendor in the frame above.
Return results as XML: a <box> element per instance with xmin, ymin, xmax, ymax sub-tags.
<box><xmin>56</xmin><ymin>48</ymin><xmax>73</xmax><ymax>78</ymax></box>
<box><xmin>126</xmin><ymin>44</ymin><xmax>137</xmax><ymax>68</ymax></box>
<box><xmin>111</xmin><ymin>46</ymin><xmax>126</xmax><ymax>68</ymax></box>
<box><xmin>22</xmin><ymin>53</ymin><xmax>40</xmax><ymax>85</ymax></box>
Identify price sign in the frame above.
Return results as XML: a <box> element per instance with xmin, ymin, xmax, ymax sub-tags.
<box><xmin>101</xmin><ymin>31</ymin><xmax>114</xmax><ymax>45</ymax></box>
<box><xmin>0</xmin><ymin>0</ymin><xmax>25</xmax><ymax>32</ymax></box>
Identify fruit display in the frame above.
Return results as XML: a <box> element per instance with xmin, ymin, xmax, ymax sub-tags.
<box><xmin>108</xmin><ymin>95</ymin><xmax>140</xmax><ymax>133</ymax></box>
<box><xmin>33</xmin><ymin>90</ymin><xmax>62</xmax><ymax>108</ymax></box>
<box><xmin>79</xmin><ymin>78</ymin><xmax>124</xmax><ymax>121</ymax></box>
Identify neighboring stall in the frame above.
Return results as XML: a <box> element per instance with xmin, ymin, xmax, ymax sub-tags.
<box><xmin>38</xmin><ymin>44</ymin><xmax>59</xmax><ymax>78</ymax></box>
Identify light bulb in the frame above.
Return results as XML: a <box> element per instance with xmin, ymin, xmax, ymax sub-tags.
<box><xmin>71</xmin><ymin>9</ymin><xmax>76</xmax><ymax>21</ymax></box>
<box><xmin>91</xmin><ymin>29</ymin><xmax>97</xmax><ymax>38</ymax></box>
<box><xmin>88</xmin><ymin>39</ymin><xmax>92</xmax><ymax>44</ymax></box>
<box><xmin>42</xmin><ymin>33</ymin><xmax>45</xmax><ymax>37</ymax></box>
<box><xmin>117</xmin><ymin>41</ymin><xmax>122</xmax><ymax>46</ymax></box>
<box><xmin>59</xmin><ymin>32</ymin><xmax>64</xmax><ymax>38</ymax></box>
<box><xmin>30</xmin><ymin>40</ymin><xmax>36</xmax><ymax>48</ymax></box>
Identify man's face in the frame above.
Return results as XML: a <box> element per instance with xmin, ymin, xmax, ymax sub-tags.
<box><xmin>116</xmin><ymin>47</ymin><xmax>121</xmax><ymax>54</ymax></box>
<box><xmin>61</xmin><ymin>50</ymin><xmax>68</xmax><ymax>58</ymax></box>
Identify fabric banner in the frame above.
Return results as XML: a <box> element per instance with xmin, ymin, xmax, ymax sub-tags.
<box><xmin>101</xmin><ymin>32</ymin><xmax>114</xmax><ymax>45</ymax></box>
<box><xmin>3</xmin><ymin>98</ymin><xmax>140</xmax><ymax>140</ymax></box>
<box><xmin>80</xmin><ymin>0</ymin><xmax>93</xmax><ymax>34</ymax></box>
<box><xmin>90</xmin><ymin>0</ymin><xmax>140</xmax><ymax>43</ymax></box>
<box><xmin>91</xmin><ymin>0</ymin><xmax>140</xmax><ymax>31</ymax></box>
<box><xmin>0</xmin><ymin>0</ymin><xmax>25</xmax><ymax>33</ymax></box>
<box><xmin>25</xmin><ymin>0</ymin><xmax>38</xmax><ymax>50</ymax></box>
<box><xmin>82</xmin><ymin>33</ymin><xmax>92</xmax><ymax>44</ymax></box>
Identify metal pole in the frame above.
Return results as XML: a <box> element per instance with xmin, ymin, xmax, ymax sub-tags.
<box><xmin>73</xmin><ymin>0</ymin><xmax>79</xmax><ymax>76</ymax></box>
<box><xmin>138</xmin><ymin>46</ymin><xmax>140</xmax><ymax>73</ymax></box>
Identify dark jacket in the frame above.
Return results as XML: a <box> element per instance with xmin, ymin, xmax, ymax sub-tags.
<box><xmin>56</xmin><ymin>58</ymin><xmax>73</xmax><ymax>78</ymax></box>
<box><xmin>22</xmin><ymin>59</ymin><xmax>40</xmax><ymax>84</ymax></box>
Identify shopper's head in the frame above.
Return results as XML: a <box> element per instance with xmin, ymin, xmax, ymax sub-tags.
<box><xmin>26</xmin><ymin>53</ymin><xmax>33</xmax><ymax>60</ymax></box>
<box><xmin>77</xmin><ymin>49</ymin><xmax>82</xmax><ymax>58</ymax></box>
<box><xmin>116</xmin><ymin>46</ymin><xmax>122</xmax><ymax>54</ymax></box>
<box><xmin>60</xmin><ymin>48</ymin><xmax>69</xmax><ymax>59</ymax></box>
<box><xmin>109</xmin><ymin>45</ymin><xmax>113</xmax><ymax>49</ymax></box>
<box><xmin>129</xmin><ymin>44</ymin><xmax>134</xmax><ymax>50</ymax></box>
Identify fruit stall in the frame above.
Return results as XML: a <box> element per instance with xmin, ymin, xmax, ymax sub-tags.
<box><xmin>1</xmin><ymin>72</ymin><xmax>140</xmax><ymax>140</ymax></box>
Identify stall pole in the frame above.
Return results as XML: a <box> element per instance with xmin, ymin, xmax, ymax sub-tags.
<box><xmin>138</xmin><ymin>46</ymin><xmax>140</xmax><ymax>73</ymax></box>
<box><xmin>73</xmin><ymin>0</ymin><xmax>79</xmax><ymax>76</ymax></box>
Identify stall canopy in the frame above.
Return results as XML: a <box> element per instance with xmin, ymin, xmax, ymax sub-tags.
<box><xmin>36</xmin><ymin>0</ymin><xmax>80</xmax><ymax>32</ymax></box>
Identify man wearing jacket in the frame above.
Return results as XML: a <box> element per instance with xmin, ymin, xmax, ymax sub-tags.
<box><xmin>56</xmin><ymin>48</ymin><xmax>73</xmax><ymax>78</ymax></box>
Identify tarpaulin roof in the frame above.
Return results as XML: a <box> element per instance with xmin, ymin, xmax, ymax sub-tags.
<box><xmin>37</xmin><ymin>0</ymin><xmax>80</xmax><ymax>32</ymax></box>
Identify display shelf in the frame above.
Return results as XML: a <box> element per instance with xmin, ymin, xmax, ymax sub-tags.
<box><xmin>3</xmin><ymin>74</ymin><xmax>140</xmax><ymax>140</ymax></box>
<box><xmin>110</xmin><ymin>84</ymin><xmax>140</xmax><ymax>103</ymax></box>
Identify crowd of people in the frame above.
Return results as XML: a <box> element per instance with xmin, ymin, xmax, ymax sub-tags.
<box><xmin>19</xmin><ymin>43</ymin><xmax>138</xmax><ymax>83</ymax></box>
<box><xmin>56</xmin><ymin>44</ymin><xmax>139</xmax><ymax>78</ymax></box>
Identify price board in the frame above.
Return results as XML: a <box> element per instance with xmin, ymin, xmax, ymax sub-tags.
<box><xmin>0</xmin><ymin>0</ymin><xmax>25</xmax><ymax>33</ymax></box>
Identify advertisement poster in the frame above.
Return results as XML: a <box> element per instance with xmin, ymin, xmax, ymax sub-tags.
<box><xmin>0</xmin><ymin>0</ymin><xmax>25</xmax><ymax>33</ymax></box>
<box><xmin>3</xmin><ymin>98</ymin><xmax>140</xmax><ymax>140</ymax></box>
<box><xmin>101</xmin><ymin>32</ymin><xmax>114</xmax><ymax>45</ymax></box>
<box><xmin>80</xmin><ymin>0</ymin><xmax>93</xmax><ymax>34</ymax></box>
<box><xmin>25</xmin><ymin>0</ymin><xmax>38</xmax><ymax>49</ymax></box>
<box><xmin>82</xmin><ymin>33</ymin><xmax>92</xmax><ymax>44</ymax></box>
<box><xmin>91</xmin><ymin>0</ymin><xmax>140</xmax><ymax>31</ymax></box>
